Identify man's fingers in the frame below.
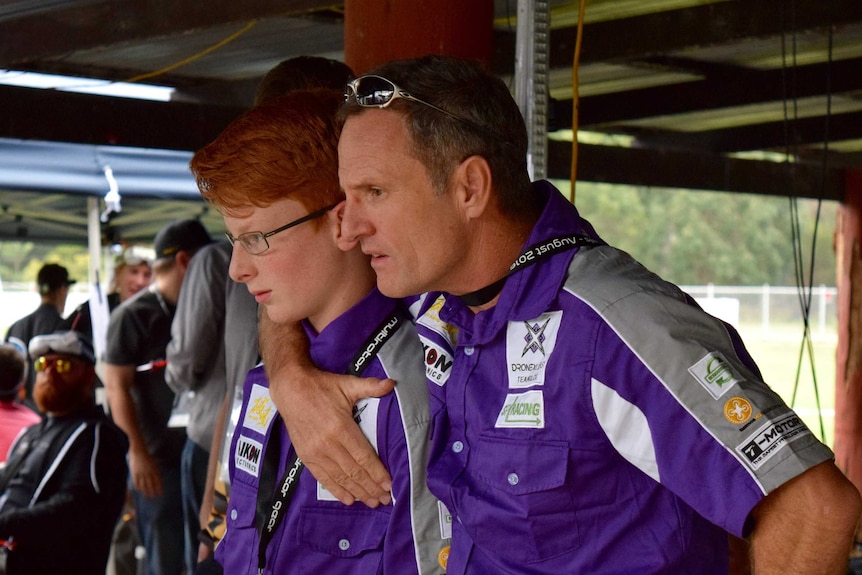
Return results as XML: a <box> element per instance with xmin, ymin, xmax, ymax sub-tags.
<box><xmin>342</xmin><ymin>375</ymin><xmax>395</xmax><ymax>404</ymax></box>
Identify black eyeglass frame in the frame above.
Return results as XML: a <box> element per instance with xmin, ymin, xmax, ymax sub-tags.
<box><xmin>225</xmin><ymin>202</ymin><xmax>339</xmax><ymax>255</ymax></box>
<box><xmin>344</xmin><ymin>75</ymin><xmax>512</xmax><ymax>146</ymax></box>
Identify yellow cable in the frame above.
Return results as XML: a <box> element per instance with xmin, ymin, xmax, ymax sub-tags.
<box><xmin>570</xmin><ymin>0</ymin><xmax>586</xmax><ymax>203</ymax></box>
<box><xmin>124</xmin><ymin>20</ymin><xmax>258</xmax><ymax>83</ymax></box>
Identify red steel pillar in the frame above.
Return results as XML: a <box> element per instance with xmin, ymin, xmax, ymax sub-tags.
<box><xmin>343</xmin><ymin>0</ymin><xmax>494</xmax><ymax>76</ymax></box>
<box><xmin>834</xmin><ymin>169</ymin><xmax>862</xmax><ymax>491</ymax></box>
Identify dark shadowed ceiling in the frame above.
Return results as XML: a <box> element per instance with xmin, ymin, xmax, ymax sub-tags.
<box><xmin>0</xmin><ymin>0</ymin><xmax>858</xmax><ymax>244</ymax></box>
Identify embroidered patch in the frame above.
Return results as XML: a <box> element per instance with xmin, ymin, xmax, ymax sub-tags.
<box><xmin>416</xmin><ymin>294</ymin><xmax>459</xmax><ymax>346</ymax></box>
<box><xmin>242</xmin><ymin>384</ymin><xmax>276</xmax><ymax>435</ymax></box>
<box><xmin>724</xmin><ymin>396</ymin><xmax>753</xmax><ymax>425</ymax></box>
<box><xmin>418</xmin><ymin>335</ymin><xmax>454</xmax><ymax>387</ymax></box>
<box><xmin>736</xmin><ymin>411</ymin><xmax>812</xmax><ymax>470</ymax></box>
<box><xmin>688</xmin><ymin>352</ymin><xmax>742</xmax><ymax>399</ymax></box>
<box><xmin>234</xmin><ymin>436</ymin><xmax>263</xmax><ymax>477</ymax></box>
<box><xmin>495</xmin><ymin>390</ymin><xmax>545</xmax><ymax>428</ymax></box>
<box><xmin>506</xmin><ymin>311</ymin><xmax>562</xmax><ymax>389</ymax></box>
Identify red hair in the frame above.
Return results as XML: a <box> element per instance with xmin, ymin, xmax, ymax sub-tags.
<box><xmin>192</xmin><ymin>89</ymin><xmax>343</xmax><ymax>217</ymax></box>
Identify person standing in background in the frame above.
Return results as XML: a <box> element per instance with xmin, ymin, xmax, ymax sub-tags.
<box><xmin>60</xmin><ymin>248</ymin><xmax>152</xmax><ymax>338</ymax></box>
<box><xmin>104</xmin><ymin>219</ymin><xmax>211</xmax><ymax>575</ymax></box>
<box><xmin>165</xmin><ymin>238</ymin><xmax>231</xmax><ymax>575</ymax></box>
<box><xmin>5</xmin><ymin>263</ymin><xmax>75</xmax><ymax>410</ymax></box>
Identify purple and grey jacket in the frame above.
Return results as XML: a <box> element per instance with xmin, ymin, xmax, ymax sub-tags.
<box><xmin>410</xmin><ymin>181</ymin><xmax>832</xmax><ymax>575</ymax></box>
<box><xmin>217</xmin><ymin>288</ymin><xmax>449</xmax><ymax>574</ymax></box>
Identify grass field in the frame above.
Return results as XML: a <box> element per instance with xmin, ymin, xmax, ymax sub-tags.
<box><xmin>738</xmin><ymin>325</ymin><xmax>836</xmax><ymax>448</ymax></box>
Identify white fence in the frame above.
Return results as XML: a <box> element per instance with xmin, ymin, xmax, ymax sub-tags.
<box><xmin>681</xmin><ymin>284</ymin><xmax>837</xmax><ymax>338</ymax></box>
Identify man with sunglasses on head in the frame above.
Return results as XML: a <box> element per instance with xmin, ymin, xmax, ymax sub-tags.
<box><xmin>264</xmin><ymin>55</ymin><xmax>861</xmax><ymax>574</ymax></box>
<box><xmin>0</xmin><ymin>331</ymin><xmax>128</xmax><ymax>575</ymax></box>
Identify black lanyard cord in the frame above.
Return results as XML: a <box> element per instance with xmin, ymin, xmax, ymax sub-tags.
<box><xmin>458</xmin><ymin>234</ymin><xmax>600</xmax><ymax>306</ymax></box>
<box><xmin>253</xmin><ymin>307</ymin><xmax>407</xmax><ymax>574</ymax></box>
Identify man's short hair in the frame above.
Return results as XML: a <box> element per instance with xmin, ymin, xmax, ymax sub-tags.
<box><xmin>256</xmin><ymin>56</ymin><xmax>354</xmax><ymax>105</ymax></box>
<box><xmin>0</xmin><ymin>343</ymin><xmax>26</xmax><ymax>400</ymax></box>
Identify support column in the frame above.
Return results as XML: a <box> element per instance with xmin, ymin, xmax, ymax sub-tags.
<box><xmin>834</xmin><ymin>169</ymin><xmax>862</xmax><ymax>490</ymax></box>
<box><xmin>343</xmin><ymin>0</ymin><xmax>494</xmax><ymax>75</ymax></box>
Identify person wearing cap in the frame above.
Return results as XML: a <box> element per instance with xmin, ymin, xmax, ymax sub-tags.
<box><xmin>5</xmin><ymin>263</ymin><xmax>76</xmax><ymax>411</ymax></box>
<box><xmin>61</xmin><ymin>248</ymin><xmax>153</xmax><ymax>339</ymax></box>
<box><xmin>104</xmin><ymin>219</ymin><xmax>211</xmax><ymax>575</ymax></box>
<box><xmin>0</xmin><ymin>343</ymin><xmax>40</xmax><ymax>464</ymax></box>
<box><xmin>0</xmin><ymin>330</ymin><xmax>128</xmax><ymax>575</ymax></box>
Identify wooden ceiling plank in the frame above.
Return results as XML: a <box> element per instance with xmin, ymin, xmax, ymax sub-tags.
<box><xmin>0</xmin><ymin>0</ymin><xmax>337</xmax><ymax>66</ymax></box>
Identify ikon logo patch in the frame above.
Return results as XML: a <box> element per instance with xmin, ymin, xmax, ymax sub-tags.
<box><xmin>235</xmin><ymin>436</ymin><xmax>263</xmax><ymax>477</ymax></box>
<box><xmin>688</xmin><ymin>352</ymin><xmax>742</xmax><ymax>399</ymax></box>
<box><xmin>419</xmin><ymin>336</ymin><xmax>454</xmax><ymax>387</ymax></box>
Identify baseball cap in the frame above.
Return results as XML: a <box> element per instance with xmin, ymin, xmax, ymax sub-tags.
<box><xmin>113</xmin><ymin>247</ymin><xmax>152</xmax><ymax>270</ymax></box>
<box><xmin>37</xmin><ymin>263</ymin><xmax>76</xmax><ymax>295</ymax></box>
<box><xmin>153</xmin><ymin>219</ymin><xmax>212</xmax><ymax>259</ymax></box>
<box><xmin>29</xmin><ymin>331</ymin><xmax>96</xmax><ymax>364</ymax></box>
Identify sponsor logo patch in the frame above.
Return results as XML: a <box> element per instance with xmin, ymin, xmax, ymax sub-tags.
<box><xmin>688</xmin><ymin>352</ymin><xmax>742</xmax><ymax>399</ymax></box>
<box><xmin>724</xmin><ymin>396</ymin><xmax>753</xmax><ymax>425</ymax></box>
<box><xmin>495</xmin><ymin>390</ymin><xmax>545</xmax><ymax>428</ymax></box>
<box><xmin>506</xmin><ymin>311</ymin><xmax>562</xmax><ymax>389</ymax></box>
<box><xmin>737</xmin><ymin>412</ymin><xmax>812</xmax><ymax>470</ymax></box>
<box><xmin>242</xmin><ymin>384</ymin><xmax>276</xmax><ymax>435</ymax></box>
<box><xmin>416</xmin><ymin>295</ymin><xmax>459</xmax><ymax>346</ymax></box>
<box><xmin>418</xmin><ymin>336</ymin><xmax>454</xmax><ymax>386</ymax></box>
<box><xmin>234</xmin><ymin>436</ymin><xmax>263</xmax><ymax>477</ymax></box>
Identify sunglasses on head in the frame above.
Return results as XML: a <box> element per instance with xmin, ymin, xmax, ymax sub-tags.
<box><xmin>345</xmin><ymin>75</ymin><xmax>511</xmax><ymax>145</ymax></box>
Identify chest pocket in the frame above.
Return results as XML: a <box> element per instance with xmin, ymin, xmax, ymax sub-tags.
<box><xmin>459</xmin><ymin>436</ymin><xmax>579</xmax><ymax>564</ymax></box>
<box><xmin>217</xmin><ymin>480</ymin><xmax>258</xmax><ymax>574</ymax></box>
<box><xmin>297</xmin><ymin>507</ymin><xmax>389</xmax><ymax>573</ymax></box>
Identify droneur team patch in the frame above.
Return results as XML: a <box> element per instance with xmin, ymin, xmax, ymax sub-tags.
<box><xmin>736</xmin><ymin>412</ymin><xmax>812</xmax><ymax>470</ymax></box>
<box><xmin>688</xmin><ymin>352</ymin><xmax>742</xmax><ymax>400</ymax></box>
<box><xmin>242</xmin><ymin>384</ymin><xmax>276</xmax><ymax>435</ymax></box>
<box><xmin>495</xmin><ymin>390</ymin><xmax>545</xmax><ymax>428</ymax></box>
<box><xmin>235</xmin><ymin>436</ymin><xmax>263</xmax><ymax>477</ymax></box>
<box><xmin>505</xmin><ymin>311</ymin><xmax>562</xmax><ymax>389</ymax></box>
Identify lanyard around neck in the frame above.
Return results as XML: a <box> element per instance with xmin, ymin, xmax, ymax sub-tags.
<box><xmin>459</xmin><ymin>234</ymin><xmax>600</xmax><ymax>306</ymax></box>
<box><xmin>254</xmin><ymin>307</ymin><xmax>407</xmax><ymax>574</ymax></box>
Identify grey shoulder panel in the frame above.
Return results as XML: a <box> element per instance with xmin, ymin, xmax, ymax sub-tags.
<box><xmin>564</xmin><ymin>245</ymin><xmax>832</xmax><ymax>493</ymax></box>
<box><xmin>378</xmin><ymin>323</ymin><xmax>448</xmax><ymax>574</ymax></box>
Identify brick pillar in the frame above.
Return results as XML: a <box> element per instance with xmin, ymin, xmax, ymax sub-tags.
<box><xmin>343</xmin><ymin>0</ymin><xmax>494</xmax><ymax>75</ymax></box>
<box><xmin>834</xmin><ymin>169</ymin><xmax>862</xmax><ymax>490</ymax></box>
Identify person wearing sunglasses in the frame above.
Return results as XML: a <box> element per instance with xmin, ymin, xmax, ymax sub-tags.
<box><xmin>0</xmin><ymin>330</ymin><xmax>128</xmax><ymax>575</ymax></box>
<box><xmin>263</xmin><ymin>55</ymin><xmax>860</xmax><ymax>574</ymax></box>
<box><xmin>190</xmin><ymin>89</ymin><xmax>448</xmax><ymax>574</ymax></box>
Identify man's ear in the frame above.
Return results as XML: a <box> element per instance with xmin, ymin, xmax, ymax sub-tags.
<box><xmin>176</xmin><ymin>250</ymin><xmax>192</xmax><ymax>271</ymax></box>
<box><xmin>455</xmin><ymin>155</ymin><xmax>493</xmax><ymax>219</ymax></box>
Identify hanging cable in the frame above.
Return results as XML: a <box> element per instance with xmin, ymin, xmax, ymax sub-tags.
<box><xmin>124</xmin><ymin>20</ymin><xmax>258</xmax><ymax>83</ymax></box>
<box><xmin>569</xmin><ymin>0</ymin><xmax>586</xmax><ymax>203</ymax></box>
<box><xmin>782</xmin><ymin>1</ymin><xmax>831</xmax><ymax>442</ymax></box>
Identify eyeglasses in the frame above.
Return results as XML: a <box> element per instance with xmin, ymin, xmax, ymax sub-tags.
<box><xmin>34</xmin><ymin>356</ymin><xmax>81</xmax><ymax>374</ymax></box>
<box><xmin>226</xmin><ymin>203</ymin><xmax>339</xmax><ymax>255</ymax></box>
